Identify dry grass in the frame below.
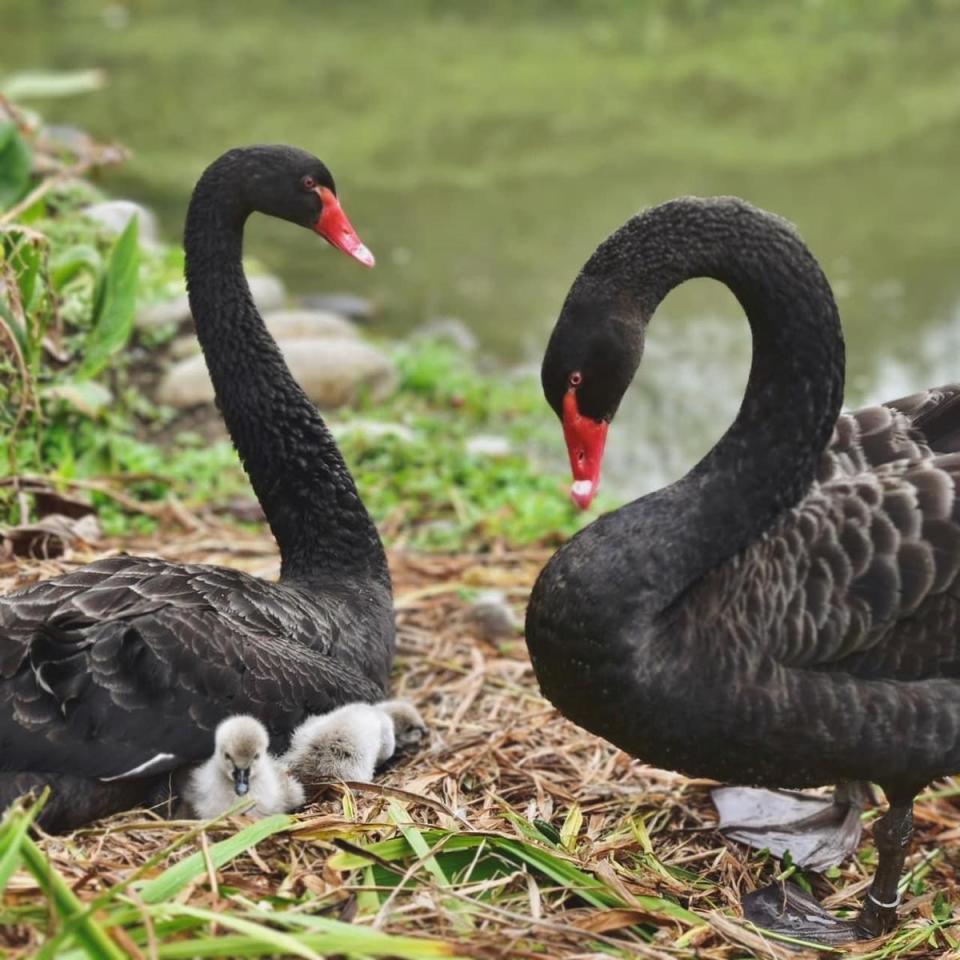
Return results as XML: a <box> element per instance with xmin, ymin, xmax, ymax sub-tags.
<box><xmin>2</xmin><ymin>526</ymin><xmax>960</xmax><ymax>959</ymax></box>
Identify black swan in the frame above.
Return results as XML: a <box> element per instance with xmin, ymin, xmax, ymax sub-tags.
<box><xmin>0</xmin><ymin>146</ymin><xmax>393</xmax><ymax>831</ymax></box>
<box><xmin>525</xmin><ymin>196</ymin><xmax>960</xmax><ymax>942</ymax></box>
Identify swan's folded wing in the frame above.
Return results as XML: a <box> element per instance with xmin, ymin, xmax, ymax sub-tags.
<box><xmin>715</xmin><ymin>416</ymin><xmax>960</xmax><ymax>676</ymax></box>
<box><xmin>0</xmin><ymin>604</ymin><xmax>385</xmax><ymax>781</ymax></box>
<box><xmin>0</xmin><ymin>556</ymin><xmax>387</xmax><ymax>781</ymax></box>
<box><xmin>820</xmin><ymin>383</ymin><xmax>960</xmax><ymax>484</ymax></box>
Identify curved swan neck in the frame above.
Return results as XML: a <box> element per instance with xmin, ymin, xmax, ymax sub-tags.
<box><xmin>183</xmin><ymin>153</ymin><xmax>387</xmax><ymax>585</ymax></box>
<box><xmin>599</xmin><ymin>198</ymin><xmax>844</xmax><ymax>592</ymax></box>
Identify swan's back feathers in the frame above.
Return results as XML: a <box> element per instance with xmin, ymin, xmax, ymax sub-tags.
<box><xmin>704</xmin><ymin>386</ymin><xmax>960</xmax><ymax>677</ymax></box>
<box><xmin>0</xmin><ymin>556</ymin><xmax>390</xmax><ymax>783</ymax></box>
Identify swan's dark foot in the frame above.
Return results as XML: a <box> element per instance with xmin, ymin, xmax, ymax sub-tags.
<box><xmin>742</xmin><ymin>798</ymin><xmax>915</xmax><ymax>946</ymax></box>
<box><xmin>378</xmin><ymin>699</ymin><xmax>428</xmax><ymax>752</ymax></box>
<box><xmin>712</xmin><ymin>782</ymin><xmax>871</xmax><ymax>871</ymax></box>
<box><xmin>743</xmin><ymin>882</ymin><xmax>866</xmax><ymax>946</ymax></box>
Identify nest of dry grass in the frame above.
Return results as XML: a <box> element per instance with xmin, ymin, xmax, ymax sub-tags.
<box><xmin>2</xmin><ymin>527</ymin><xmax>960</xmax><ymax>959</ymax></box>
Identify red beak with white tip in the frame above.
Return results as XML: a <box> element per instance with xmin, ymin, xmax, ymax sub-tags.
<box><xmin>313</xmin><ymin>186</ymin><xmax>375</xmax><ymax>267</ymax></box>
<box><xmin>562</xmin><ymin>389</ymin><xmax>608</xmax><ymax>510</ymax></box>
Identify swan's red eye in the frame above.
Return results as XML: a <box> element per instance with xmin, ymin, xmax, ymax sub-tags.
<box><xmin>568</xmin><ymin>371</ymin><xmax>583</xmax><ymax>387</ymax></box>
<box><xmin>302</xmin><ymin>175</ymin><xmax>317</xmax><ymax>191</ymax></box>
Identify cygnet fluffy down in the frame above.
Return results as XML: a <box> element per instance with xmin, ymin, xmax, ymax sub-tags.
<box><xmin>282</xmin><ymin>703</ymin><xmax>391</xmax><ymax>785</ymax></box>
<box><xmin>184</xmin><ymin>715</ymin><xmax>304</xmax><ymax>819</ymax></box>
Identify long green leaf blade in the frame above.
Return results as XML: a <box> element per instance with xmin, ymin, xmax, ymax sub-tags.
<box><xmin>76</xmin><ymin>214</ymin><xmax>139</xmax><ymax>380</ymax></box>
<box><xmin>137</xmin><ymin>814</ymin><xmax>293</xmax><ymax>903</ymax></box>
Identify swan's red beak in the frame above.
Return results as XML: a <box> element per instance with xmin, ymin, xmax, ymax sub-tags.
<box><xmin>562</xmin><ymin>389</ymin><xmax>608</xmax><ymax>510</ymax></box>
<box><xmin>313</xmin><ymin>187</ymin><xmax>375</xmax><ymax>267</ymax></box>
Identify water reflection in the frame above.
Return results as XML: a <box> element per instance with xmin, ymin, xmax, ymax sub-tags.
<box><xmin>6</xmin><ymin>1</ymin><xmax>960</xmax><ymax>499</ymax></box>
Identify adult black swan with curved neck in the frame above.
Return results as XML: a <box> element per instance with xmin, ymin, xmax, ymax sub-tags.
<box><xmin>0</xmin><ymin>146</ymin><xmax>393</xmax><ymax>831</ymax></box>
<box><xmin>526</xmin><ymin>196</ymin><xmax>960</xmax><ymax>943</ymax></box>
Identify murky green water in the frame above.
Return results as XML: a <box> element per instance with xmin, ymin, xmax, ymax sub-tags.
<box><xmin>6</xmin><ymin>1</ymin><xmax>960</xmax><ymax>497</ymax></box>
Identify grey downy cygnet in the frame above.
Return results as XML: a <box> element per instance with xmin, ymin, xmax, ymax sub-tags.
<box><xmin>282</xmin><ymin>702</ymin><xmax>401</xmax><ymax>785</ymax></box>
<box><xmin>184</xmin><ymin>715</ymin><xmax>305</xmax><ymax>819</ymax></box>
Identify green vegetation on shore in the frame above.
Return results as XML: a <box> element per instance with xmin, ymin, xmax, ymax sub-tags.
<box><xmin>0</xmin><ymin>101</ymin><xmax>598</xmax><ymax>550</ymax></box>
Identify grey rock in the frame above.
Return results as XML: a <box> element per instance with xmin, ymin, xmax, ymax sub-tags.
<box><xmin>167</xmin><ymin>309</ymin><xmax>358</xmax><ymax>359</ymax></box>
<box><xmin>137</xmin><ymin>294</ymin><xmax>192</xmax><ymax>330</ymax></box>
<box><xmin>247</xmin><ymin>274</ymin><xmax>287</xmax><ymax>313</ymax></box>
<box><xmin>157</xmin><ymin>336</ymin><xmax>396</xmax><ymax>410</ymax></box>
<box><xmin>83</xmin><ymin>200</ymin><xmax>160</xmax><ymax>246</ymax></box>
<box><xmin>138</xmin><ymin>273</ymin><xmax>288</xmax><ymax>330</ymax></box>
<box><xmin>465</xmin><ymin>434</ymin><xmax>512</xmax><ymax>458</ymax></box>
<box><xmin>261</xmin><ymin>309</ymin><xmax>358</xmax><ymax>341</ymax></box>
<box><xmin>168</xmin><ymin>334</ymin><xmax>200</xmax><ymax>360</ymax></box>
<box><xmin>413</xmin><ymin>317</ymin><xmax>478</xmax><ymax>353</ymax></box>
<box><xmin>331</xmin><ymin>420</ymin><xmax>415</xmax><ymax>444</ymax></box>
<box><xmin>298</xmin><ymin>292</ymin><xmax>375</xmax><ymax>321</ymax></box>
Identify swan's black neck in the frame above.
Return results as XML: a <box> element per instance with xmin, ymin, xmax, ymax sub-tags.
<box><xmin>585</xmin><ymin>198</ymin><xmax>845</xmax><ymax>604</ymax></box>
<box><xmin>183</xmin><ymin>153</ymin><xmax>387</xmax><ymax>585</ymax></box>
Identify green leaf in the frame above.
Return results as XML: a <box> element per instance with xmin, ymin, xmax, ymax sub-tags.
<box><xmin>332</xmin><ymin>829</ymin><xmax>702</xmax><ymax>927</ymax></box>
<box><xmin>2</xmin><ymin>69</ymin><xmax>105</xmax><ymax>100</ymax></box>
<box><xmin>10</xmin><ymin>237</ymin><xmax>42</xmax><ymax>310</ymax></box>
<box><xmin>51</xmin><ymin>243</ymin><xmax>103</xmax><ymax>291</ymax></box>
<box><xmin>0</xmin><ymin>297</ymin><xmax>27</xmax><ymax>356</ymax></box>
<box><xmin>559</xmin><ymin>802</ymin><xmax>583</xmax><ymax>851</ymax></box>
<box><xmin>0</xmin><ymin>122</ymin><xmax>32</xmax><ymax>210</ymax></box>
<box><xmin>137</xmin><ymin>814</ymin><xmax>293</xmax><ymax>903</ymax></box>
<box><xmin>76</xmin><ymin>215</ymin><xmax>139</xmax><ymax>380</ymax></box>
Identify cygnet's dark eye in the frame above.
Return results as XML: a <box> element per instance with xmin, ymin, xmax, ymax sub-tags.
<box><xmin>302</xmin><ymin>175</ymin><xmax>317</xmax><ymax>191</ymax></box>
<box><xmin>568</xmin><ymin>371</ymin><xmax>583</xmax><ymax>387</ymax></box>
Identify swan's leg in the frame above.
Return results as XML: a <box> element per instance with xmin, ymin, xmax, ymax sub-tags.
<box><xmin>855</xmin><ymin>800</ymin><xmax>913</xmax><ymax>938</ymax></box>
<box><xmin>712</xmin><ymin>781</ymin><xmax>871</xmax><ymax>872</ymax></box>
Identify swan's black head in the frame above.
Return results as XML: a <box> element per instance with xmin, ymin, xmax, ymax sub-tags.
<box><xmin>542</xmin><ymin>271</ymin><xmax>646</xmax><ymax>509</ymax></box>
<box><xmin>204</xmin><ymin>145</ymin><xmax>374</xmax><ymax>266</ymax></box>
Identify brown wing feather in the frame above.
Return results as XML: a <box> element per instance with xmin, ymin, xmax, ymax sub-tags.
<box><xmin>713</xmin><ymin>389</ymin><xmax>960</xmax><ymax>678</ymax></box>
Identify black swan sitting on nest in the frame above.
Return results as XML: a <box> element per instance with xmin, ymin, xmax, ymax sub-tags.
<box><xmin>525</xmin><ymin>196</ymin><xmax>960</xmax><ymax>943</ymax></box>
<box><xmin>0</xmin><ymin>146</ymin><xmax>394</xmax><ymax>832</ymax></box>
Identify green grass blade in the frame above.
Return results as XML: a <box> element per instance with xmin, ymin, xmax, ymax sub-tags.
<box><xmin>0</xmin><ymin>792</ymin><xmax>46</xmax><ymax>892</ymax></box>
<box><xmin>149</xmin><ymin>905</ymin><xmax>461</xmax><ymax>959</ymax></box>
<box><xmin>149</xmin><ymin>904</ymin><xmax>322</xmax><ymax>960</ymax></box>
<box><xmin>20</xmin><ymin>833</ymin><xmax>126</xmax><ymax>960</ymax></box>
<box><xmin>330</xmin><ymin>828</ymin><xmax>700</xmax><ymax>926</ymax></box>
<box><xmin>388</xmin><ymin>801</ymin><xmax>450</xmax><ymax>887</ymax></box>
<box><xmin>137</xmin><ymin>814</ymin><xmax>293</xmax><ymax>904</ymax></box>
<box><xmin>38</xmin><ymin>805</ymin><xmax>257</xmax><ymax>959</ymax></box>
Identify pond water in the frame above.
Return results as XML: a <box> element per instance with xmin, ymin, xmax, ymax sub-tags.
<box><xmin>6</xmin><ymin>1</ymin><xmax>960</xmax><ymax>499</ymax></box>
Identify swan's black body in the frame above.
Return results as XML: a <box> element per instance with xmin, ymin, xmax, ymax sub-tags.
<box><xmin>527</xmin><ymin>197</ymin><xmax>960</xmax><ymax>937</ymax></box>
<box><xmin>0</xmin><ymin>147</ymin><xmax>393</xmax><ymax>831</ymax></box>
